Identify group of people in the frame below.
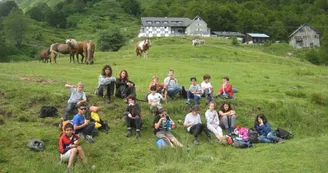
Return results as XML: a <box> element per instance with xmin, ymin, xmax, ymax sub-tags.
<box><xmin>58</xmin><ymin>65</ymin><xmax>284</xmax><ymax>171</ymax></box>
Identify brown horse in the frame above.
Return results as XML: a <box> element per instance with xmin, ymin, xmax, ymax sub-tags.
<box><xmin>136</xmin><ymin>37</ymin><xmax>151</xmax><ymax>58</ymax></box>
<box><xmin>65</xmin><ymin>39</ymin><xmax>85</xmax><ymax>63</ymax></box>
<box><xmin>81</xmin><ymin>40</ymin><xmax>95</xmax><ymax>65</ymax></box>
<box><xmin>49</xmin><ymin>43</ymin><xmax>71</xmax><ymax>63</ymax></box>
<box><xmin>39</xmin><ymin>49</ymin><xmax>51</xmax><ymax>63</ymax></box>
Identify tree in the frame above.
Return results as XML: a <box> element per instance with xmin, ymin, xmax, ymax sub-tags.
<box><xmin>121</xmin><ymin>0</ymin><xmax>141</xmax><ymax>16</ymax></box>
<box><xmin>319</xmin><ymin>29</ymin><xmax>328</xmax><ymax>65</ymax></box>
<box><xmin>3</xmin><ymin>8</ymin><xmax>29</xmax><ymax>46</ymax></box>
<box><xmin>0</xmin><ymin>1</ymin><xmax>18</xmax><ymax>18</ymax></box>
<box><xmin>26</xmin><ymin>2</ymin><xmax>52</xmax><ymax>22</ymax></box>
<box><xmin>97</xmin><ymin>28</ymin><xmax>126</xmax><ymax>52</ymax></box>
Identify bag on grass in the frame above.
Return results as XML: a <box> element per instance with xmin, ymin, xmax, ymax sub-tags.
<box><xmin>27</xmin><ymin>139</ymin><xmax>45</xmax><ymax>152</ymax></box>
<box><xmin>156</xmin><ymin>138</ymin><xmax>167</xmax><ymax>148</ymax></box>
<box><xmin>248</xmin><ymin>128</ymin><xmax>259</xmax><ymax>143</ymax></box>
<box><xmin>40</xmin><ymin>106</ymin><xmax>58</xmax><ymax>118</ymax></box>
<box><xmin>232</xmin><ymin>138</ymin><xmax>252</xmax><ymax>148</ymax></box>
<box><xmin>275</xmin><ymin>128</ymin><xmax>293</xmax><ymax>139</ymax></box>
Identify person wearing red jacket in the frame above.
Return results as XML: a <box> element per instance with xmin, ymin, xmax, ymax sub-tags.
<box><xmin>217</xmin><ymin>77</ymin><xmax>235</xmax><ymax>99</ymax></box>
<box><xmin>59</xmin><ymin>123</ymin><xmax>87</xmax><ymax>171</ymax></box>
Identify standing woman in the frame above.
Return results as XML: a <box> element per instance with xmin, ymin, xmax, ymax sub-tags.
<box><xmin>115</xmin><ymin>70</ymin><xmax>136</xmax><ymax>101</ymax></box>
<box><xmin>95</xmin><ymin>65</ymin><xmax>116</xmax><ymax>103</ymax></box>
<box><xmin>218</xmin><ymin>103</ymin><xmax>236</xmax><ymax>135</ymax></box>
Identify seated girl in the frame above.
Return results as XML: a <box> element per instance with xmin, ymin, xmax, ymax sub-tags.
<box><xmin>254</xmin><ymin>114</ymin><xmax>284</xmax><ymax>144</ymax></box>
<box><xmin>95</xmin><ymin>65</ymin><xmax>116</xmax><ymax>103</ymax></box>
<box><xmin>205</xmin><ymin>102</ymin><xmax>223</xmax><ymax>142</ymax></box>
<box><xmin>218</xmin><ymin>103</ymin><xmax>236</xmax><ymax>135</ymax></box>
<box><xmin>115</xmin><ymin>70</ymin><xmax>136</xmax><ymax>102</ymax></box>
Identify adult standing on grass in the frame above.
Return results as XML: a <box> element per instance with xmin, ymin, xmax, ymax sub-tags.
<box><xmin>254</xmin><ymin>114</ymin><xmax>285</xmax><ymax>144</ymax></box>
<box><xmin>59</xmin><ymin>123</ymin><xmax>87</xmax><ymax>172</ymax></box>
<box><xmin>95</xmin><ymin>65</ymin><xmax>116</xmax><ymax>104</ymax></box>
<box><xmin>153</xmin><ymin>108</ymin><xmax>183</xmax><ymax>148</ymax></box>
<box><xmin>184</xmin><ymin>105</ymin><xmax>213</xmax><ymax>145</ymax></box>
<box><xmin>218</xmin><ymin>103</ymin><xmax>236</xmax><ymax>135</ymax></box>
<box><xmin>115</xmin><ymin>70</ymin><xmax>136</xmax><ymax>102</ymax></box>
<box><xmin>217</xmin><ymin>77</ymin><xmax>235</xmax><ymax>100</ymax></box>
<box><xmin>205</xmin><ymin>102</ymin><xmax>223</xmax><ymax>142</ymax></box>
<box><xmin>123</xmin><ymin>96</ymin><xmax>142</xmax><ymax>139</ymax></box>
<box><xmin>164</xmin><ymin>69</ymin><xmax>185</xmax><ymax>98</ymax></box>
<box><xmin>63</xmin><ymin>82</ymin><xmax>87</xmax><ymax>121</ymax></box>
<box><xmin>73</xmin><ymin>103</ymin><xmax>96</xmax><ymax>143</ymax></box>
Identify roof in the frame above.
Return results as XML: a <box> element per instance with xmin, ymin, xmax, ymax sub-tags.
<box><xmin>212</xmin><ymin>31</ymin><xmax>245</xmax><ymax>37</ymax></box>
<box><xmin>288</xmin><ymin>24</ymin><xmax>320</xmax><ymax>38</ymax></box>
<box><xmin>141</xmin><ymin>17</ymin><xmax>192</xmax><ymax>27</ymax></box>
<box><xmin>247</xmin><ymin>33</ymin><xmax>270</xmax><ymax>38</ymax></box>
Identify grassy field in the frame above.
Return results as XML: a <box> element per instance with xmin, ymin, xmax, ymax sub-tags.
<box><xmin>0</xmin><ymin>37</ymin><xmax>328</xmax><ymax>173</ymax></box>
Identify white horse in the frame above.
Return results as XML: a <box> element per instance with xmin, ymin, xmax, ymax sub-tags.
<box><xmin>192</xmin><ymin>38</ymin><xmax>205</xmax><ymax>46</ymax></box>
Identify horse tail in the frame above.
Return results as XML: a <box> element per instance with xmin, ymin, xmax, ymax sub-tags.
<box><xmin>87</xmin><ymin>41</ymin><xmax>91</xmax><ymax>64</ymax></box>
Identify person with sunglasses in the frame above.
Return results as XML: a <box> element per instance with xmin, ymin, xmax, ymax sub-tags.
<box><xmin>72</xmin><ymin>103</ymin><xmax>96</xmax><ymax>143</ymax></box>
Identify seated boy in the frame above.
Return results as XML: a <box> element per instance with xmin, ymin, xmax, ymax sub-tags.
<box><xmin>72</xmin><ymin>103</ymin><xmax>96</xmax><ymax>143</ymax></box>
<box><xmin>63</xmin><ymin>82</ymin><xmax>87</xmax><ymax>121</ymax></box>
<box><xmin>164</xmin><ymin>69</ymin><xmax>186</xmax><ymax>98</ymax></box>
<box><xmin>148</xmin><ymin>86</ymin><xmax>166</xmax><ymax>115</ymax></box>
<box><xmin>186</xmin><ymin>77</ymin><xmax>202</xmax><ymax>105</ymax></box>
<box><xmin>201</xmin><ymin>74</ymin><xmax>214</xmax><ymax>104</ymax></box>
<box><xmin>123</xmin><ymin>97</ymin><xmax>142</xmax><ymax>139</ymax></box>
<box><xmin>59</xmin><ymin>123</ymin><xmax>87</xmax><ymax>172</ymax></box>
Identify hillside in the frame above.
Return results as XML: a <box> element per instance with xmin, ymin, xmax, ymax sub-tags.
<box><xmin>0</xmin><ymin>37</ymin><xmax>327</xmax><ymax>172</ymax></box>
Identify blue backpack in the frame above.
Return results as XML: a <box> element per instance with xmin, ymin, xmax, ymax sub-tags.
<box><xmin>156</xmin><ymin>138</ymin><xmax>167</xmax><ymax>148</ymax></box>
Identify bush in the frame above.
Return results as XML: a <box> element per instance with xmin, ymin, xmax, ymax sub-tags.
<box><xmin>285</xmin><ymin>90</ymin><xmax>306</xmax><ymax>98</ymax></box>
<box><xmin>97</xmin><ymin>28</ymin><xmax>126</xmax><ymax>52</ymax></box>
<box><xmin>231</xmin><ymin>36</ymin><xmax>239</xmax><ymax>46</ymax></box>
<box><xmin>305</xmin><ymin>49</ymin><xmax>320</xmax><ymax>65</ymax></box>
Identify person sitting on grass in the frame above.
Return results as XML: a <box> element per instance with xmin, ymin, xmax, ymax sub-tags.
<box><xmin>218</xmin><ymin>103</ymin><xmax>236</xmax><ymax>136</ymax></box>
<box><xmin>153</xmin><ymin>108</ymin><xmax>183</xmax><ymax>148</ymax></box>
<box><xmin>89</xmin><ymin>106</ymin><xmax>110</xmax><ymax>134</ymax></box>
<box><xmin>254</xmin><ymin>114</ymin><xmax>285</xmax><ymax>144</ymax></box>
<box><xmin>217</xmin><ymin>77</ymin><xmax>235</xmax><ymax>100</ymax></box>
<box><xmin>147</xmin><ymin>75</ymin><xmax>166</xmax><ymax>100</ymax></box>
<box><xmin>205</xmin><ymin>102</ymin><xmax>223</xmax><ymax>142</ymax></box>
<box><xmin>201</xmin><ymin>74</ymin><xmax>214</xmax><ymax>104</ymax></box>
<box><xmin>164</xmin><ymin>69</ymin><xmax>185</xmax><ymax>98</ymax></box>
<box><xmin>63</xmin><ymin>82</ymin><xmax>87</xmax><ymax>121</ymax></box>
<box><xmin>186</xmin><ymin>77</ymin><xmax>202</xmax><ymax>105</ymax></box>
<box><xmin>123</xmin><ymin>96</ymin><xmax>142</xmax><ymax>139</ymax></box>
<box><xmin>148</xmin><ymin>86</ymin><xmax>166</xmax><ymax>116</ymax></box>
<box><xmin>95</xmin><ymin>65</ymin><xmax>116</xmax><ymax>104</ymax></box>
<box><xmin>184</xmin><ymin>105</ymin><xmax>213</xmax><ymax>145</ymax></box>
<box><xmin>72</xmin><ymin>103</ymin><xmax>96</xmax><ymax>143</ymax></box>
<box><xmin>115</xmin><ymin>70</ymin><xmax>136</xmax><ymax>102</ymax></box>
<box><xmin>59</xmin><ymin>123</ymin><xmax>87</xmax><ymax>172</ymax></box>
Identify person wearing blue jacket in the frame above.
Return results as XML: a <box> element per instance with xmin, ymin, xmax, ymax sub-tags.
<box><xmin>254</xmin><ymin>114</ymin><xmax>284</xmax><ymax>144</ymax></box>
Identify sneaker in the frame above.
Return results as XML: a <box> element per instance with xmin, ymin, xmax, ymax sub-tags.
<box><xmin>277</xmin><ymin>138</ymin><xmax>285</xmax><ymax>144</ymax></box>
<box><xmin>185</xmin><ymin>100</ymin><xmax>190</xmax><ymax>104</ymax></box>
<box><xmin>78</xmin><ymin>133</ymin><xmax>86</xmax><ymax>141</ymax></box>
<box><xmin>136</xmin><ymin>131</ymin><xmax>140</xmax><ymax>139</ymax></box>
<box><xmin>126</xmin><ymin>130</ymin><xmax>132</xmax><ymax>137</ymax></box>
<box><xmin>193</xmin><ymin>138</ymin><xmax>199</xmax><ymax>145</ymax></box>
<box><xmin>85</xmin><ymin>135</ymin><xmax>94</xmax><ymax>143</ymax></box>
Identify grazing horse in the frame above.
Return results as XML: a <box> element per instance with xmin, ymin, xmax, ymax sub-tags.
<box><xmin>81</xmin><ymin>40</ymin><xmax>95</xmax><ymax>65</ymax></box>
<box><xmin>39</xmin><ymin>49</ymin><xmax>51</xmax><ymax>63</ymax></box>
<box><xmin>136</xmin><ymin>38</ymin><xmax>152</xmax><ymax>58</ymax></box>
<box><xmin>192</xmin><ymin>38</ymin><xmax>205</xmax><ymax>46</ymax></box>
<box><xmin>65</xmin><ymin>38</ymin><xmax>82</xmax><ymax>63</ymax></box>
<box><xmin>49</xmin><ymin>43</ymin><xmax>71</xmax><ymax>63</ymax></box>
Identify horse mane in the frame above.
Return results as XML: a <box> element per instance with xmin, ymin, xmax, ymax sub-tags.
<box><xmin>66</xmin><ymin>38</ymin><xmax>79</xmax><ymax>49</ymax></box>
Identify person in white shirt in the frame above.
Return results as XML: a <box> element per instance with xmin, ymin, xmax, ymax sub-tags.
<box><xmin>184</xmin><ymin>105</ymin><xmax>213</xmax><ymax>145</ymax></box>
<box><xmin>186</xmin><ymin>77</ymin><xmax>202</xmax><ymax>105</ymax></box>
<box><xmin>201</xmin><ymin>74</ymin><xmax>214</xmax><ymax>104</ymax></box>
<box><xmin>148</xmin><ymin>86</ymin><xmax>166</xmax><ymax>115</ymax></box>
<box><xmin>164</xmin><ymin>69</ymin><xmax>185</xmax><ymax>98</ymax></box>
<box><xmin>205</xmin><ymin>102</ymin><xmax>223</xmax><ymax>142</ymax></box>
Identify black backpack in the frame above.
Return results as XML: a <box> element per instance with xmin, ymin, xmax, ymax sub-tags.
<box><xmin>40</xmin><ymin>106</ymin><xmax>58</xmax><ymax>118</ymax></box>
<box><xmin>27</xmin><ymin>139</ymin><xmax>45</xmax><ymax>152</ymax></box>
<box><xmin>248</xmin><ymin>128</ymin><xmax>259</xmax><ymax>143</ymax></box>
<box><xmin>232</xmin><ymin>138</ymin><xmax>252</xmax><ymax>148</ymax></box>
<box><xmin>275</xmin><ymin>128</ymin><xmax>293</xmax><ymax>139</ymax></box>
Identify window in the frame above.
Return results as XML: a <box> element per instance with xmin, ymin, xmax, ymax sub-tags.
<box><xmin>310</xmin><ymin>43</ymin><xmax>314</xmax><ymax>47</ymax></box>
<box><xmin>155</xmin><ymin>21</ymin><xmax>160</xmax><ymax>24</ymax></box>
<box><xmin>163</xmin><ymin>21</ymin><xmax>168</xmax><ymax>24</ymax></box>
<box><xmin>146</xmin><ymin>21</ymin><xmax>152</xmax><ymax>24</ymax></box>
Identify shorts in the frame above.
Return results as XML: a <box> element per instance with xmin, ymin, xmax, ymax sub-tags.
<box><xmin>60</xmin><ymin>150</ymin><xmax>71</xmax><ymax>162</ymax></box>
<box><xmin>156</xmin><ymin>130</ymin><xmax>175</xmax><ymax>141</ymax></box>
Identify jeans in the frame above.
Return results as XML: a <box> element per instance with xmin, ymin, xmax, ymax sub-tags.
<box><xmin>167</xmin><ymin>87</ymin><xmax>181</xmax><ymax>97</ymax></box>
<box><xmin>187</xmin><ymin>91</ymin><xmax>201</xmax><ymax>105</ymax></box>
<box><xmin>76</xmin><ymin>122</ymin><xmax>96</xmax><ymax>136</ymax></box>
<box><xmin>202</xmin><ymin>88</ymin><xmax>214</xmax><ymax>101</ymax></box>
<box><xmin>259</xmin><ymin>131</ymin><xmax>280</xmax><ymax>143</ymax></box>
<box><xmin>63</xmin><ymin>103</ymin><xmax>77</xmax><ymax>120</ymax></box>
<box><xmin>125</xmin><ymin>115</ymin><xmax>142</xmax><ymax>130</ymax></box>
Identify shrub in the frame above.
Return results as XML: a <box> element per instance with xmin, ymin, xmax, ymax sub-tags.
<box><xmin>285</xmin><ymin>90</ymin><xmax>306</xmax><ymax>98</ymax></box>
<box><xmin>97</xmin><ymin>28</ymin><xmax>126</xmax><ymax>52</ymax></box>
<box><xmin>231</xmin><ymin>36</ymin><xmax>239</xmax><ymax>46</ymax></box>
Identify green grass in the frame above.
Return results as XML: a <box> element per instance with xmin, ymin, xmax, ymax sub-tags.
<box><xmin>0</xmin><ymin>37</ymin><xmax>328</xmax><ymax>172</ymax></box>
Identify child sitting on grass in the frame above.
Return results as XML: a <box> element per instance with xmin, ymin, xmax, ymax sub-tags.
<box><xmin>59</xmin><ymin>123</ymin><xmax>87</xmax><ymax>172</ymax></box>
<box><xmin>254</xmin><ymin>114</ymin><xmax>285</xmax><ymax>144</ymax></box>
<box><xmin>90</xmin><ymin>106</ymin><xmax>110</xmax><ymax>134</ymax></box>
<box><xmin>205</xmin><ymin>102</ymin><xmax>223</xmax><ymax>142</ymax></box>
<box><xmin>148</xmin><ymin>85</ymin><xmax>166</xmax><ymax>116</ymax></box>
<box><xmin>63</xmin><ymin>82</ymin><xmax>87</xmax><ymax>121</ymax></box>
<box><xmin>186</xmin><ymin>77</ymin><xmax>202</xmax><ymax>105</ymax></box>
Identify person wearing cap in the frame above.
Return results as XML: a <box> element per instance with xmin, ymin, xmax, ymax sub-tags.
<box><xmin>186</xmin><ymin>77</ymin><xmax>202</xmax><ymax>105</ymax></box>
<box><xmin>123</xmin><ymin>96</ymin><xmax>142</xmax><ymax>139</ymax></box>
<box><xmin>184</xmin><ymin>105</ymin><xmax>213</xmax><ymax>145</ymax></box>
<box><xmin>153</xmin><ymin>108</ymin><xmax>183</xmax><ymax>147</ymax></box>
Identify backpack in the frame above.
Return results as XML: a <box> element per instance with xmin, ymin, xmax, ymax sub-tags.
<box><xmin>27</xmin><ymin>139</ymin><xmax>45</xmax><ymax>152</ymax></box>
<box><xmin>232</xmin><ymin>138</ymin><xmax>252</xmax><ymax>148</ymax></box>
<box><xmin>248</xmin><ymin>128</ymin><xmax>259</xmax><ymax>143</ymax></box>
<box><xmin>40</xmin><ymin>106</ymin><xmax>58</xmax><ymax>118</ymax></box>
<box><xmin>275</xmin><ymin>128</ymin><xmax>293</xmax><ymax>139</ymax></box>
<box><xmin>156</xmin><ymin>138</ymin><xmax>167</xmax><ymax>148</ymax></box>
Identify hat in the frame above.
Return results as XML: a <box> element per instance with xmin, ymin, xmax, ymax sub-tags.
<box><xmin>158</xmin><ymin>108</ymin><xmax>166</xmax><ymax>114</ymax></box>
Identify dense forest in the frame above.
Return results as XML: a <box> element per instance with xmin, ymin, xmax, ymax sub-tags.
<box><xmin>0</xmin><ymin>0</ymin><xmax>327</xmax><ymax>64</ymax></box>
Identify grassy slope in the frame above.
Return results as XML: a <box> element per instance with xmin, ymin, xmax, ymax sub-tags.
<box><xmin>0</xmin><ymin>37</ymin><xmax>327</xmax><ymax>173</ymax></box>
